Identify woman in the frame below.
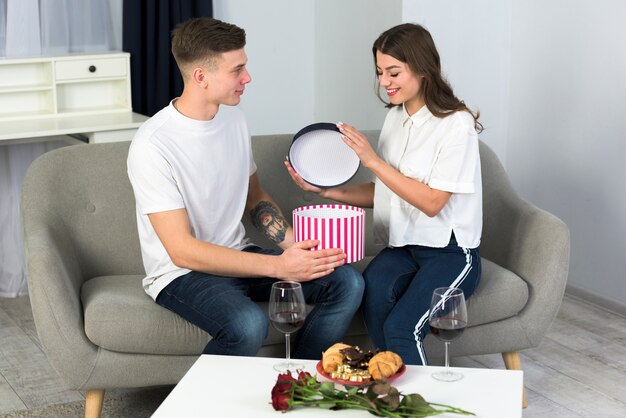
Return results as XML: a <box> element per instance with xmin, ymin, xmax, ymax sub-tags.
<box><xmin>286</xmin><ymin>23</ymin><xmax>482</xmax><ymax>365</ymax></box>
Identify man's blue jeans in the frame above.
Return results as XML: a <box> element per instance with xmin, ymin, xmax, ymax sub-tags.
<box><xmin>362</xmin><ymin>234</ymin><xmax>481</xmax><ymax>365</ymax></box>
<box><xmin>156</xmin><ymin>246</ymin><xmax>364</xmax><ymax>359</ymax></box>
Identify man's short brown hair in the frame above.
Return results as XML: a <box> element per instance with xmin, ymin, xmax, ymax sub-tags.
<box><xmin>171</xmin><ymin>17</ymin><xmax>246</xmax><ymax>75</ymax></box>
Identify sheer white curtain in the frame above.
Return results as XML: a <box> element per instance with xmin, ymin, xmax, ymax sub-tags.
<box><xmin>0</xmin><ymin>0</ymin><xmax>122</xmax><ymax>297</ymax></box>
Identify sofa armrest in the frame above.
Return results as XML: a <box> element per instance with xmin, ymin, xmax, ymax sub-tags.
<box><xmin>479</xmin><ymin>141</ymin><xmax>570</xmax><ymax>345</ymax></box>
<box><xmin>499</xmin><ymin>200</ymin><xmax>570</xmax><ymax>344</ymax></box>
<box><xmin>22</xmin><ymin>215</ymin><xmax>100</xmax><ymax>387</ymax></box>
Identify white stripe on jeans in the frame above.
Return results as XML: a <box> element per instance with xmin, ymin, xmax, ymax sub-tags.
<box><xmin>413</xmin><ymin>247</ymin><xmax>472</xmax><ymax>365</ymax></box>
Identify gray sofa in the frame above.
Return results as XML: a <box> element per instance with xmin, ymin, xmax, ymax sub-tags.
<box><xmin>21</xmin><ymin>131</ymin><xmax>570</xmax><ymax>417</ymax></box>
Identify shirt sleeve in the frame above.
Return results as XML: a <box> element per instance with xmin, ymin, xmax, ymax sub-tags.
<box><xmin>249</xmin><ymin>141</ymin><xmax>258</xmax><ymax>176</ymax></box>
<box><xmin>428</xmin><ymin>120</ymin><xmax>480</xmax><ymax>194</ymax></box>
<box><xmin>127</xmin><ymin>142</ymin><xmax>185</xmax><ymax>215</ymax></box>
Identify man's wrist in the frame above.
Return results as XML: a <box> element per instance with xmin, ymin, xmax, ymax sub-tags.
<box><xmin>266</xmin><ymin>253</ymin><xmax>282</xmax><ymax>279</ymax></box>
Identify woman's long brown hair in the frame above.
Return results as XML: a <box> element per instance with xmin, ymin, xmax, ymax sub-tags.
<box><xmin>373</xmin><ymin>23</ymin><xmax>483</xmax><ymax>133</ymax></box>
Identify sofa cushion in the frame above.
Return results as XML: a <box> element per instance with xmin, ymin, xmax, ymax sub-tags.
<box><xmin>468</xmin><ymin>258</ymin><xmax>528</xmax><ymax>326</ymax></box>
<box><xmin>81</xmin><ymin>275</ymin><xmax>368</xmax><ymax>355</ymax></box>
<box><xmin>81</xmin><ymin>257</ymin><xmax>525</xmax><ymax>355</ymax></box>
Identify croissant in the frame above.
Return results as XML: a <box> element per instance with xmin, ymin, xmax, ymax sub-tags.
<box><xmin>368</xmin><ymin>351</ymin><xmax>403</xmax><ymax>380</ymax></box>
<box><xmin>322</xmin><ymin>342</ymin><xmax>351</xmax><ymax>373</ymax></box>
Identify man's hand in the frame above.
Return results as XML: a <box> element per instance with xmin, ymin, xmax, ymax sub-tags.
<box><xmin>274</xmin><ymin>240</ymin><xmax>346</xmax><ymax>281</ymax></box>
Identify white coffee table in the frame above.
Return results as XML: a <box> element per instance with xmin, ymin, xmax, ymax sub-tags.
<box><xmin>152</xmin><ymin>355</ymin><xmax>523</xmax><ymax>417</ymax></box>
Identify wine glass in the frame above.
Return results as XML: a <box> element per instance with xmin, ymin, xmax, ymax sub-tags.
<box><xmin>269</xmin><ymin>281</ymin><xmax>307</xmax><ymax>372</ymax></box>
<box><xmin>428</xmin><ymin>287</ymin><xmax>468</xmax><ymax>382</ymax></box>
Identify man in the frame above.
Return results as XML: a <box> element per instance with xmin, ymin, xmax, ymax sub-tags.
<box><xmin>127</xmin><ymin>17</ymin><xmax>364</xmax><ymax>359</ymax></box>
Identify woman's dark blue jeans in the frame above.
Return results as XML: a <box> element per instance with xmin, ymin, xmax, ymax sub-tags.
<box><xmin>362</xmin><ymin>235</ymin><xmax>481</xmax><ymax>365</ymax></box>
<box><xmin>156</xmin><ymin>246</ymin><xmax>364</xmax><ymax>360</ymax></box>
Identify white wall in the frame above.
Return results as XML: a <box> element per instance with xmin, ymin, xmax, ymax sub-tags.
<box><xmin>403</xmin><ymin>0</ymin><xmax>512</xmax><ymax>162</ymax></box>
<box><xmin>213</xmin><ymin>0</ymin><xmax>316</xmax><ymax>135</ymax></box>
<box><xmin>214</xmin><ymin>0</ymin><xmax>401</xmax><ymax>135</ymax></box>
<box><xmin>403</xmin><ymin>0</ymin><xmax>626</xmax><ymax>310</ymax></box>
<box><xmin>506</xmin><ymin>0</ymin><xmax>626</xmax><ymax>309</ymax></box>
<box><xmin>313</xmin><ymin>1</ymin><xmax>401</xmax><ymax>127</ymax></box>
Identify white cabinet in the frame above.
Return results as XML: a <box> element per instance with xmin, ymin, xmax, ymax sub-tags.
<box><xmin>0</xmin><ymin>52</ymin><xmax>133</xmax><ymax>121</ymax></box>
<box><xmin>0</xmin><ymin>60</ymin><xmax>54</xmax><ymax>119</ymax></box>
<box><xmin>0</xmin><ymin>52</ymin><xmax>149</xmax><ymax>145</ymax></box>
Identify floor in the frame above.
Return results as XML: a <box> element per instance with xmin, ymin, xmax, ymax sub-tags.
<box><xmin>0</xmin><ymin>294</ymin><xmax>625</xmax><ymax>417</ymax></box>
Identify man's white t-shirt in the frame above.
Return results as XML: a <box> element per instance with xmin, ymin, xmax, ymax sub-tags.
<box><xmin>373</xmin><ymin>105</ymin><xmax>482</xmax><ymax>249</ymax></box>
<box><xmin>127</xmin><ymin>101</ymin><xmax>257</xmax><ymax>300</ymax></box>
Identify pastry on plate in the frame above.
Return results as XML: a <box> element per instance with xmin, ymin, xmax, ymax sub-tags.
<box><xmin>368</xmin><ymin>351</ymin><xmax>403</xmax><ymax>380</ymax></box>
<box><xmin>322</xmin><ymin>342</ymin><xmax>351</xmax><ymax>373</ymax></box>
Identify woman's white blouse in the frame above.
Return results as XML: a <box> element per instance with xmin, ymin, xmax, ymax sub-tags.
<box><xmin>373</xmin><ymin>105</ymin><xmax>482</xmax><ymax>249</ymax></box>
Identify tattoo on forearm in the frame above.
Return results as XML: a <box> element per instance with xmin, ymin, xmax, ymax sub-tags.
<box><xmin>250</xmin><ymin>201</ymin><xmax>288</xmax><ymax>244</ymax></box>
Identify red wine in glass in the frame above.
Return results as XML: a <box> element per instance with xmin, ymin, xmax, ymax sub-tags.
<box><xmin>269</xmin><ymin>281</ymin><xmax>307</xmax><ymax>372</ymax></box>
<box><xmin>429</xmin><ymin>317</ymin><xmax>467</xmax><ymax>341</ymax></box>
<box><xmin>428</xmin><ymin>287</ymin><xmax>468</xmax><ymax>382</ymax></box>
<box><xmin>270</xmin><ymin>311</ymin><xmax>305</xmax><ymax>334</ymax></box>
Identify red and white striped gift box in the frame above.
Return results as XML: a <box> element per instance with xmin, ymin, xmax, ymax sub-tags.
<box><xmin>292</xmin><ymin>204</ymin><xmax>365</xmax><ymax>264</ymax></box>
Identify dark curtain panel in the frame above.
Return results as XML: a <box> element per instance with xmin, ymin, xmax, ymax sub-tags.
<box><xmin>123</xmin><ymin>0</ymin><xmax>213</xmax><ymax>116</ymax></box>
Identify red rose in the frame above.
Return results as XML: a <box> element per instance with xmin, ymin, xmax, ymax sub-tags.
<box><xmin>269</xmin><ymin>370</ymin><xmax>473</xmax><ymax>417</ymax></box>
<box><xmin>271</xmin><ymin>377</ymin><xmax>294</xmax><ymax>411</ymax></box>
<box><xmin>297</xmin><ymin>370</ymin><xmax>313</xmax><ymax>383</ymax></box>
<box><xmin>277</xmin><ymin>372</ymin><xmax>296</xmax><ymax>383</ymax></box>
<box><xmin>271</xmin><ymin>388</ymin><xmax>291</xmax><ymax>411</ymax></box>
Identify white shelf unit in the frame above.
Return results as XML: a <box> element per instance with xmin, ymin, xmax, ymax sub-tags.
<box><xmin>0</xmin><ymin>52</ymin><xmax>133</xmax><ymax>122</ymax></box>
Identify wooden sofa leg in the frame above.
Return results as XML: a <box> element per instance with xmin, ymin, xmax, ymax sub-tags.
<box><xmin>502</xmin><ymin>351</ymin><xmax>527</xmax><ymax>409</ymax></box>
<box><xmin>85</xmin><ymin>389</ymin><xmax>105</xmax><ymax>418</ymax></box>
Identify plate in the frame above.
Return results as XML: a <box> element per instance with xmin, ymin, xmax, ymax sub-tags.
<box><xmin>288</xmin><ymin>122</ymin><xmax>360</xmax><ymax>188</ymax></box>
<box><xmin>315</xmin><ymin>360</ymin><xmax>406</xmax><ymax>386</ymax></box>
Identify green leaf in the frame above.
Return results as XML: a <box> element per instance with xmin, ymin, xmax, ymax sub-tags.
<box><xmin>319</xmin><ymin>382</ymin><xmax>337</xmax><ymax>396</ymax></box>
<box><xmin>400</xmin><ymin>393</ymin><xmax>427</xmax><ymax>406</ymax></box>
<box><xmin>347</xmin><ymin>386</ymin><xmax>359</xmax><ymax>396</ymax></box>
<box><xmin>400</xmin><ymin>394</ymin><xmax>436</xmax><ymax>412</ymax></box>
<box><xmin>315</xmin><ymin>401</ymin><xmax>338</xmax><ymax>409</ymax></box>
<box><xmin>365</xmin><ymin>386</ymin><xmax>378</xmax><ymax>401</ymax></box>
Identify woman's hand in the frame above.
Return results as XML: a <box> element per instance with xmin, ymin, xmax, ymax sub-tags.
<box><xmin>284</xmin><ymin>158</ymin><xmax>324</xmax><ymax>194</ymax></box>
<box><xmin>337</xmin><ymin>122</ymin><xmax>381</xmax><ymax>169</ymax></box>
<box><xmin>285</xmin><ymin>134</ymin><xmax>376</xmax><ymax>207</ymax></box>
